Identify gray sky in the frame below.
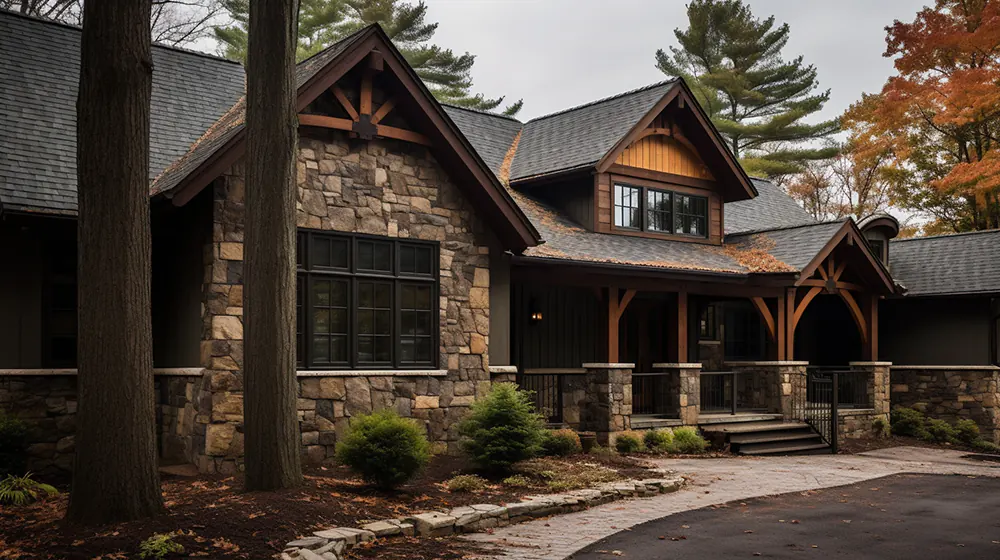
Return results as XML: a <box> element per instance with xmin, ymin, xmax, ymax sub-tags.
<box><xmin>421</xmin><ymin>0</ymin><xmax>930</xmax><ymax>121</ymax></box>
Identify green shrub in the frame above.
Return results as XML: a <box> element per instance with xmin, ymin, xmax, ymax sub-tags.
<box><xmin>502</xmin><ymin>474</ymin><xmax>532</xmax><ymax>488</ymax></box>
<box><xmin>672</xmin><ymin>427</ymin><xmax>709</xmax><ymax>454</ymax></box>
<box><xmin>872</xmin><ymin>417</ymin><xmax>890</xmax><ymax>439</ymax></box>
<box><xmin>643</xmin><ymin>428</ymin><xmax>674</xmax><ymax>453</ymax></box>
<box><xmin>972</xmin><ymin>439</ymin><xmax>1000</xmax><ymax>454</ymax></box>
<box><xmin>541</xmin><ymin>429</ymin><xmax>582</xmax><ymax>456</ymax></box>
<box><xmin>588</xmin><ymin>444</ymin><xmax>615</xmax><ymax>457</ymax></box>
<box><xmin>546</xmin><ymin>480</ymin><xmax>572</xmax><ymax>492</ymax></box>
<box><xmin>955</xmin><ymin>419</ymin><xmax>981</xmax><ymax>445</ymax></box>
<box><xmin>0</xmin><ymin>413</ymin><xmax>29</xmax><ymax>478</ymax></box>
<box><xmin>0</xmin><ymin>473</ymin><xmax>58</xmax><ymax>506</ymax></box>
<box><xmin>459</xmin><ymin>383</ymin><xmax>546</xmax><ymax>473</ymax></box>
<box><xmin>139</xmin><ymin>533</ymin><xmax>184</xmax><ymax>560</ymax></box>
<box><xmin>890</xmin><ymin>407</ymin><xmax>929</xmax><ymax>438</ymax></box>
<box><xmin>446</xmin><ymin>474</ymin><xmax>487</xmax><ymax>493</ymax></box>
<box><xmin>614</xmin><ymin>432</ymin><xmax>644</xmax><ymax>454</ymax></box>
<box><xmin>925</xmin><ymin>418</ymin><xmax>960</xmax><ymax>444</ymax></box>
<box><xmin>335</xmin><ymin>409</ymin><xmax>431</xmax><ymax>489</ymax></box>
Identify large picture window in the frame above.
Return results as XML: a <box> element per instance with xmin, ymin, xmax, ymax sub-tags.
<box><xmin>297</xmin><ymin>230</ymin><xmax>438</xmax><ymax>369</ymax></box>
<box><xmin>613</xmin><ymin>182</ymin><xmax>709</xmax><ymax>238</ymax></box>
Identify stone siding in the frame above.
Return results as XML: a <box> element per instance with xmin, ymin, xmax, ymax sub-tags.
<box><xmin>580</xmin><ymin>365</ymin><xmax>632</xmax><ymax>445</ymax></box>
<box><xmin>193</xmin><ymin>130</ymin><xmax>495</xmax><ymax>472</ymax></box>
<box><xmin>839</xmin><ymin>408</ymin><xmax>883</xmax><ymax>441</ymax></box>
<box><xmin>891</xmin><ymin>366</ymin><xmax>1000</xmax><ymax>444</ymax></box>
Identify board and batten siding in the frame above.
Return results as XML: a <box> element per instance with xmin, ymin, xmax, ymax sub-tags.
<box><xmin>512</xmin><ymin>283</ymin><xmax>602</xmax><ymax>370</ymax></box>
<box><xmin>614</xmin><ymin>117</ymin><xmax>714</xmax><ymax>180</ymax></box>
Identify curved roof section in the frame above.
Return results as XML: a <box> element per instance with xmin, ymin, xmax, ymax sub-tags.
<box><xmin>0</xmin><ymin>9</ymin><xmax>245</xmax><ymax>214</ymax></box>
<box><xmin>725</xmin><ymin>178</ymin><xmax>817</xmax><ymax>234</ymax></box>
<box><xmin>891</xmin><ymin>230</ymin><xmax>1000</xmax><ymax>296</ymax></box>
<box><xmin>858</xmin><ymin>213</ymin><xmax>900</xmax><ymax>238</ymax></box>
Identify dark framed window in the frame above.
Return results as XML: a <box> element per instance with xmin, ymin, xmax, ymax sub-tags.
<box><xmin>614</xmin><ymin>184</ymin><xmax>642</xmax><ymax>229</ymax></box>
<box><xmin>613</xmin><ymin>182</ymin><xmax>709</xmax><ymax>238</ymax></box>
<box><xmin>699</xmin><ymin>304</ymin><xmax>718</xmax><ymax>340</ymax></box>
<box><xmin>297</xmin><ymin>230</ymin><xmax>438</xmax><ymax>369</ymax></box>
<box><xmin>866</xmin><ymin>236</ymin><xmax>886</xmax><ymax>264</ymax></box>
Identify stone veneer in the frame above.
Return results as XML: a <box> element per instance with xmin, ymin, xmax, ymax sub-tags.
<box><xmin>652</xmin><ymin>363</ymin><xmax>701</xmax><ymax>425</ymax></box>
<box><xmin>891</xmin><ymin>365</ymin><xmax>1000</xmax><ymax>444</ymax></box>
<box><xmin>580</xmin><ymin>364</ymin><xmax>633</xmax><ymax>445</ymax></box>
<box><xmin>192</xmin><ymin>130</ymin><xmax>495</xmax><ymax>473</ymax></box>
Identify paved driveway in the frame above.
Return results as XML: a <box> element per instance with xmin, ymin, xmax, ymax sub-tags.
<box><xmin>466</xmin><ymin>447</ymin><xmax>1000</xmax><ymax>559</ymax></box>
<box><xmin>571</xmin><ymin>473</ymin><xmax>1000</xmax><ymax>559</ymax></box>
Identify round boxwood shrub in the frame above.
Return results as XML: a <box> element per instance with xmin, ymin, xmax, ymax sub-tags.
<box><xmin>643</xmin><ymin>428</ymin><xmax>674</xmax><ymax>453</ymax></box>
<box><xmin>335</xmin><ymin>409</ymin><xmax>431</xmax><ymax>489</ymax></box>
<box><xmin>459</xmin><ymin>382</ymin><xmax>546</xmax><ymax>473</ymax></box>
<box><xmin>890</xmin><ymin>407</ymin><xmax>929</xmax><ymax>439</ymax></box>
<box><xmin>614</xmin><ymin>431</ymin><xmax>644</xmax><ymax>454</ymax></box>
<box><xmin>672</xmin><ymin>427</ymin><xmax>709</xmax><ymax>454</ymax></box>
<box><xmin>541</xmin><ymin>429</ymin><xmax>583</xmax><ymax>456</ymax></box>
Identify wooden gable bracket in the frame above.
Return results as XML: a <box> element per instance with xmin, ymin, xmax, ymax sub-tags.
<box><xmin>750</xmin><ymin>296</ymin><xmax>776</xmax><ymax>340</ymax></box>
<box><xmin>298</xmin><ymin>50</ymin><xmax>432</xmax><ymax>147</ymax></box>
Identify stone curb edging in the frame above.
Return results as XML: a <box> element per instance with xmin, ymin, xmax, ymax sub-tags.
<box><xmin>280</xmin><ymin>473</ymin><xmax>686</xmax><ymax>560</ymax></box>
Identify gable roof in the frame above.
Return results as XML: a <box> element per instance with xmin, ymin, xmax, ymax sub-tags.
<box><xmin>441</xmin><ymin>105</ymin><xmax>522</xmax><ymax>178</ymax></box>
<box><xmin>890</xmin><ymin>229</ymin><xmax>1000</xmax><ymax>296</ymax></box>
<box><xmin>0</xmin><ymin>9</ymin><xmax>245</xmax><ymax>215</ymax></box>
<box><xmin>725</xmin><ymin>178</ymin><xmax>817</xmax><ymax>234</ymax></box>
<box><xmin>510</xmin><ymin>81</ymin><xmax>676</xmax><ymax>181</ymax></box>
<box><xmin>727</xmin><ymin>220</ymin><xmax>848</xmax><ymax>271</ymax></box>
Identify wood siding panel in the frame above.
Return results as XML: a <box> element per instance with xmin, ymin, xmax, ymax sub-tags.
<box><xmin>615</xmin><ymin>135</ymin><xmax>714</xmax><ymax>180</ymax></box>
<box><xmin>513</xmin><ymin>283</ymin><xmax>601</xmax><ymax>369</ymax></box>
<box><xmin>596</xmin><ymin>173</ymin><xmax>612</xmax><ymax>233</ymax></box>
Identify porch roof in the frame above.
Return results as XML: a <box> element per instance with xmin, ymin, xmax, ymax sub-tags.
<box><xmin>890</xmin><ymin>229</ymin><xmax>1000</xmax><ymax>296</ymax></box>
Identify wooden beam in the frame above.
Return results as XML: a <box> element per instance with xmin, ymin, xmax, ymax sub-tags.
<box><xmin>792</xmin><ymin>286</ymin><xmax>823</xmax><ymax>329</ymax></box>
<box><xmin>298</xmin><ymin>113</ymin><xmax>354</xmax><ymax>132</ymax></box>
<box><xmin>816</xmin><ymin>263</ymin><xmax>829</xmax><ymax>281</ymax></box>
<box><xmin>608</xmin><ymin>286</ymin><xmax>620</xmax><ymax>363</ymax></box>
<box><xmin>750</xmin><ymin>296</ymin><xmax>776</xmax><ymax>340</ymax></box>
<box><xmin>367</xmin><ymin>50</ymin><xmax>384</xmax><ymax>72</ymax></box>
<box><xmin>777</xmin><ymin>292</ymin><xmax>786</xmax><ymax>360</ymax></box>
<box><xmin>371</xmin><ymin>97</ymin><xmax>396</xmax><ymax>125</ymax></box>
<box><xmin>786</xmin><ymin>287</ymin><xmax>796</xmax><ymax>360</ymax></box>
<box><xmin>677</xmin><ymin>291</ymin><xmax>688</xmax><ymax>363</ymax></box>
<box><xmin>360</xmin><ymin>69</ymin><xmax>373</xmax><ymax>115</ymax></box>
<box><xmin>867</xmin><ymin>294</ymin><xmax>879</xmax><ymax>361</ymax></box>
<box><xmin>800</xmin><ymin>278</ymin><xmax>866</xmax><ymax>293</ymax></box>
<box><xmin>619</xmin><ymin>289</ymin><xmax>637</xmax><ymax>317</ymax></box>
<box><xmin>833</xmin><ymin>260</ymin><xmax>848</xmax><ymax>282</ymax></box>
<box><xmin>376</xmin><ymin>124</ymin><xmax>432</xmax><ymax>146</ymax></box>
<box><xmin>331</xmin><ymin>85</ymin><xmax>359</xmax><ymax>122</ymax></box>
<box><xmin>839</xmin><ymin>288</ymin><xmax>868</xmax><ymax>343</ymax></box>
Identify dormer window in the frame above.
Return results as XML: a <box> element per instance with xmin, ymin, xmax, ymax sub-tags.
<box><xmin>613</xmin><ymin>182</ymin><xmax>708</xmax><ymax>238</ymax></box>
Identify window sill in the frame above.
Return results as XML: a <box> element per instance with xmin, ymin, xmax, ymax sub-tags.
<box><xmin>296</xmin><ymin>369</ymin><xmax>448</xmax><ymax>377</ymax></box>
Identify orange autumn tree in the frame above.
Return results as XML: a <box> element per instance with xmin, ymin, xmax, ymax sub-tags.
<box><xmin>844</xmin><ymin>0</ymin><xmax>1000</xmax><ymax>232</ymax></box>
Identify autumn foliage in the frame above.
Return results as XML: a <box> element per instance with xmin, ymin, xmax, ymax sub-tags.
<box><xmin>844</xmin><ymin>0</ymin><xmax>1000</xmax><ymax>231</ymax></box>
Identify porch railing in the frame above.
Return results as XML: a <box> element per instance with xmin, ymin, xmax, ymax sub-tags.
<box><xmin>517</xmin><ymin>373</ymin><xmax>563</xmax><ymax>424</ymax></box>
<box><xmin>803</xmin><ymin>369</ymin><xmax>839</xmax><ymax>453</ymax></box>
<box><xmin>808</xmin><ymin>367</ymin><xmax>870</xmax><ymax>408</ymax></box>
<box><xmin>632</xmin><ymin>372</ymin><xmax>675</xmax><ymax>417</ymax></box>
<box><xmin>699</xmin><ymin>371</ymin><xmax>763</xmax><ymax>414</ymax></box>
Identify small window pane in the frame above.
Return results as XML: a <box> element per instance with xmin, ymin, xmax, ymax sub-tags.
<box><xmin>674</xmin><ymin>194</ymin><xmax>708</xmax><ymax>237</ymax></box>
<box><xmin>646</xmin><ymin>190</ymin><xmax>671</xmax><ymax>233</ymax></box>
<box><xmin>311</xmin><ymin>237</ymin><xmax>332</xmax><ymax>267</ymax></box>
<box><xmin>400</xmin><ymin>244</ymin><xmax>434</xmax><ymax>276</ymax></box>
<box><xmin>614</xmin><ymin>184</ymin><xmax>641</xmax><ymax>229</ymax></box>
<box><xmin>312</xmin><ymin>336</ymin><xmax>330</xmax><ymax>363</ymax></box>
<box><xmin>357</xmin><ymin>240</ymin><xmax>392</xmax><ymax>271</ymax></box>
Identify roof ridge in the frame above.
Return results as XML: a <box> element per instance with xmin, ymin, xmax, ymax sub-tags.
<box><xmin>0</xmin><ymin>7</ymin><xmax>243</xmax><ymax>66</ymax></box>
<box><xmin>525</xmin><ymin>79</ymin><xmax>678</xmax><ymax>124</ymax></box>
<box><xmin>442</xmin><ymin>103</ymin><xmax>523</xmax><ymax>123</ymax></box>
<box><xmin>892</xmin><ymin>228</ymin><xmax>1000</xmax><ymax>242</ymax></box>
<box><xmin>294</xmin><ymin>23</ymin><xmax>374</xmax><ymax>68</ymax></box>
<box><xmin>727</xmin><ymin>217</ymin><xmax>845</xmax><ymax>237</ymax></box>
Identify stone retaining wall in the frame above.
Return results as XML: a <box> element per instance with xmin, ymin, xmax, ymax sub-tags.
<box><xmin>839</xmin><ymin>408</ymin><xmax>883</xmax><ymax>441</ymax></box>
<box><xmin>891</xmin><ymin>365</ymin><xmax>1000</xmax><ymax>444</ymax></box>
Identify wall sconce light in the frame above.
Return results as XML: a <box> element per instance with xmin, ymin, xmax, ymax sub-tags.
<box><xmin>529</xmin><ymin>298</ymin><xmax>543</xmax><ymax>323</ymax></box>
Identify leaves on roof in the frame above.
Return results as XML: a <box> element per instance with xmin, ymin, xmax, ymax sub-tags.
<box><xmin>719</xmin><ymin>234</ymin><xmax>795</xmax><ymax>273</ymax></box>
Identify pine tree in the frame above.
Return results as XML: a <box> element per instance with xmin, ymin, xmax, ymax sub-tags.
<box><xmin>214</xmin><ymin>0</ymin><xmax>521</xmax><ymax>115</ymax></box>
<box><xmin>655</xmin><ymin>0</ymin><xmax>838</xmax><ymax>178</ymax></box>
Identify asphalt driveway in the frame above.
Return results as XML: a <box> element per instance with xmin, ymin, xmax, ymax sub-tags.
<box><xmin>570</xmin><ymin>473</ymin><xmax>1000</xmax><ymax>559</ymax></box>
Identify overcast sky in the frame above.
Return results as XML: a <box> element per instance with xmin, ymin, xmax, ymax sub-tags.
<box><xmin>420</xmin><ymin>0</ymin><xmax>930</xmax><ymax>121</ymax></box>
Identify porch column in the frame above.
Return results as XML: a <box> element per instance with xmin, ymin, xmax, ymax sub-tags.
<box><xmin>727</xmin><ymin>361</ymin><xmax>808</xmax><ymax>421</ymax></box>
<box><xmin>667</xmin><ymin>291</ymin><xmax>688</xmax><ymax>363</ymax></box>
<box><xmin>653</xmin><ymin>363</ymin><xmax>701</xmax><ymax>425</ymax></box>
<box><xmin>580</xmin><ymin>363</ymin><xmax>633</xmax><ymax>446</ymax></box>
<box><xmin>862</xmin><ymin>294</ymin><xmax>879</xmax><ymax>361</ymax></box>
<box><xmin>606</xmin><ymin>286</ymin><xmax>636</xmax><ymax>363</ymax></box>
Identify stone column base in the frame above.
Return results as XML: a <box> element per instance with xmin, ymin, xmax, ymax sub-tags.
<box><xmin>726</xmin><ymin>361</ymin><xmax>808</xmax><ymax>421</ymax></box>
<box><xmin>580</xmin><ymin>363</ymin><xmax>633</xmax><ymax>446</ymax></box>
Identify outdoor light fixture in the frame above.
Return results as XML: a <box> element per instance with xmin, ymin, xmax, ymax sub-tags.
<box><xmin>529</xmin><ymin>299</ymin><xmax>543</xmax><ymax>323</ymax></box>
<box><xmin>530</xmin><ymin>310</ymin><xmax>544</xmax><ymax>322</ymax></box>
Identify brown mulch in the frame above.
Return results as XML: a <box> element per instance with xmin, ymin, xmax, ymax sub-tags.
<box><xmin>837</xmin><ymin>434</ymin><xmax>997</xmax><ymax>455</ymax></box>
<box><xmin>0</xmin><ymin>454</ymin><xmax>657</xmax><ymax>560</ymax></box>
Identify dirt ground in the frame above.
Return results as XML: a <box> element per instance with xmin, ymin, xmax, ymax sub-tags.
<box><xmin>0</xmin><ymin>454</ymin><xmax>655</xmax><ymax>559</ymax></box>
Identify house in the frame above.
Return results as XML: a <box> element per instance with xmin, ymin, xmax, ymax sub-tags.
<box><xmin>1</xmin><ymin>10</ymin><xmax>998</xmax><ymax>474</ymax></box>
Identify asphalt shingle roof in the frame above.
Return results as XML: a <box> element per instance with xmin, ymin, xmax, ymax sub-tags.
<box><xmin>890</xmin><ymin>230</ymin><xmax>1000</xmax><ymax>296</ymax></box>
<box><xmin>0</xmin><ymin>10</ymin><xmax>245</xmax><ymax>214</ymax></box>
<box><xmin>441</xmin><ymin>105</ymin><xmax>522</xmax><ymax>178</ymax></box>
<box><xmin>725</xmin><ymin>178</ymin><xmax>817</xmax><ymax>234</ymax></box>
<box><xmin>509</xmin><ymin>81</ymin><xmax>677</xmax><ymax>181</ymax></box>
<box><xmin>727</xmin><ymin>220</ymin><xmax>846</xmax><ymax>271</ymax></box>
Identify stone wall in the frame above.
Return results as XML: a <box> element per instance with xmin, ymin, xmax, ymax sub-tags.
<box><xmin>839</xmin><ymin>408</ymin><xmax>884</xmax><ymax>441</ymax></box>
<box><xmin>891</xmin><ymin>365</ymin><xmax>1000</xmax><ymax>444</ymax></box>
<box><xmin>726</xmin><ymin>362</ymin><xmax>808</xmax><ymax>420</ymax></box>
<box><xmin>192</xmin><ymin>130</ymin><xmax>496</xmax><ymax>472</ymax></box>
<box><xmin>158</xmin><ymin>375</ymin><xmax>201</xmax><ymax>464</ymax></box>
<box><xmin>580</xmin><ymin>364</ymin><xmax>632</xmax><ymax>445</ymax></box>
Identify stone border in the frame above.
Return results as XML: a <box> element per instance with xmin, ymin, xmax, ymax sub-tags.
<box><xmin>651</xmin><ymin>363</ymin><xmax>703</xmax><ymax>369</ymax></box>
<box><xmin>295</xmin><ymin>369</ymin><xmax>449</xmax><ymax>377</ymax></box>
<box><xmin>581</xmin><ymin>363</ymin><xmax>636</xmax><ymax>369</ymax></box>
<box><xmin>280</xmin><ymin>474</ymin><xmax>686</xmax><ymax>560</ymax></box>
<box><xmin>488</xmin><ymin>365</ymin><xmax>519</xmax><ymax>374</ymax></box>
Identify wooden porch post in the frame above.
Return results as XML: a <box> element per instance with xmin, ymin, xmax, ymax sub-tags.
<box><xmin>785</xmin><ymin>287</ymin><xmax>796</xmax><ymax>361</ymax></box>
<box><xmin>606</xmin><ymin>286</ymin><xmax>636</xmax><ymax>363</ymax></box>
<box><xmin>677</xmin><ymin>291</ymin><xmax>688</xmax><ymax>363</ymax></box>
<box><xmin>776</xmin><ymin>292</ymin><xmax>786</xmax><ymax>361</ymax></box>
<box><xmin>863</xmin><ymin>293</ymin><xmax>879</xmax><ymax>361</ymax></box>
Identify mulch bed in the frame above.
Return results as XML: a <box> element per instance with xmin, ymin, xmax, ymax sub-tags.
<box><xmin>0</xmin><ymin>454</ymin><xmax>657</xmax><ymax>559</ymax></box>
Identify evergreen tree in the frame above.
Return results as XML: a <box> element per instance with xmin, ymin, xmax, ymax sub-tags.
<box><xmin>655</xmin><ymin>0</ymin><xmax>838</xmax><ymax>178</ymax></box>
<box><xmin>214</xmin><ymin>0</ymin><xmax>521</xmax><ymax>115</ymax></box>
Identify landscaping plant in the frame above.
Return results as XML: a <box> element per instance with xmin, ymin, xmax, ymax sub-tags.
<box><xmin>954</xmin><ymin>419</ymin><xmax>981</xmax><ymax>445</ymax></box>
<box><xmin>446</xmin><ymin>474</ymin><xmax>487</xmax><ymax>493</ymax></box>
<box><xmin>643</xmin><ymin>428</ymin><xmax>674</xmax><ymax>453</ymax></box>
<box><xmin>138</xmin><ymin>533</ymin><xmax>184</xmax><ymax>559</ymax></box>
<box><xmin>459</xmin><ymin>382</ymin><xmax>546</xmax><ymax>473</ymax></box>
<box><xmin>0</xmin><ymin>473</ymin><xmax>58</xmax><ymax>506</ymax></box>
<box><xmin>541</xmin><ymin>429</ymin><xmax>583</xmax><ymax>456</ymax></box>
<box><xmin>890</xmin><ymin>407</ymin><xmax>930</xmax><ymax>439</ymax></box>
<box><xmin>614</xmin><ymin>432</ymin><xmax>644</xmax><ymax>454</ymax></box>
<box><xmin>671</xmin><ymin>427</ymin><xmax>709</xmax><ymax>454</ymax></box>
<box><xmin>925</xmin><ymin>418</ymin><xmax>961</xmax><ymax>444</ymax></box>
<box><xmin>335</xmin><ymin>409</ymin><xmax>431</xmax><ymax>489</ymax></box>
<box><xmin>872</xmin><ymin>417</ymin><xmax>890</xmax><ymax>439</ymax></box>
<box><xmin>501</xmin><ymin>474</ymin><xmax>532</xmax><ymax>488</ymax></box>
<box><xmin>0</xmin><ymin>412</ymin><xmax>29</xmax><ymax>478</ymax></box>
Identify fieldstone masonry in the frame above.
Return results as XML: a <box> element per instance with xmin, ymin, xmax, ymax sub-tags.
<box><xmin>580</xmin><ymin>364</ymin><xmax>632</xmax><ymax>445</ymax></box>
<box><xmin>192</xmin><ymin>130</ymin><xmax>495</xmax><ymax>472</ymax></box>
<box><xmin>891</xmin><ymin>365</ymin><xmax>1000</xmax><ymax>444</ymax></box>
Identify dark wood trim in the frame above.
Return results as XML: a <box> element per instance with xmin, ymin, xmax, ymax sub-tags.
<box><xmin>375</xmin><ymin>124</ymin><xmax>432</xmax><ymax>146</ymax></box>
<box><xmin>777</xmin><ymin>291</ymin><xmax>786</xmax><ymax>360</ymax></box>
<box><xmin>785</xmin><ymin>287</ymin><xmax>795</xmax><ymax>360</ymax></box>
<box><xmin>371</xmin><ymin>97</ymin><xmax>396</xmax><ymax>125</ymax></box>
<box><xmin>792</xmin><ymin>286</ymin><xmax>822</xmax><ymax>329</ymax></box>
<box><xmin>606</xmin><ymin>173</ymin><xmax>718</xmax><ymax>245</ymax></box>
<box><xmin>299</xmin><ymin>113</ymin><xmax>354</xmax><ymax>131</ymax></box>
<box><xmin>332</xmin><ymin>84</ymin><xmax>360</xmax><ymax>121</ymax></box>
<box><xmin>750</xmin><ymin>296</ymin><xmax>776</xmax><ymax>340</ymax></box>
<box><xmin>839</xmin><ymin>288</ymin><xmax>867</xmax><ymax>344</ymax></box>
<box><xmin>794</xmin><ymin>221</ymin><xmax>895</xmax><ymax>294</ymax></box>
<box><xmin>677</xmin><ymin>291</ymin><xmax>688</xmax><ymax>362</ymax></box>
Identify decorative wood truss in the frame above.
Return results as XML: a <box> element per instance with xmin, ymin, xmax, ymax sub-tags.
<box><xmin>600</xmin><ymin>286</ymin><xmax>690</xmax><ymax>364</ymax></box>
<box><xmin>297</xmin><ymin>51</ymin><xmax>432</xmax><ymax>147</ymax></box>
<box><xmin>750</xmin><ymin>252</ymin><xmax>880</xmax><ymax>361</ymax></box>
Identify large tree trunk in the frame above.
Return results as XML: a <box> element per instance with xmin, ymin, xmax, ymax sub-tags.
<box><xmin>68</xmin><ymin>0</ymin><xmax>163</xmax><ymax>524</ymax></box>
<box><xmin>243</xmin><ymin>0</ymin><xmax>303</xmax><ymax>491</ymax></box>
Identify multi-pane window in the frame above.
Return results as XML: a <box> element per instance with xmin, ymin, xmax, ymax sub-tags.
<box><xmin>614</xmin><ymin>184</ymin><xmax>642</xmax><ymax>229</ymax></box>
<box><xmin>613</xmin><ymin>182</ymin><xmax>709</xmax><ymax>238</ymax></box>
<box><xmin>699</xmin><ymin>304</ymin><xmax>718</xmax><ymax>340</ymax></box>
<box><xmin>865</xmin><ymin>236</ymin><xmax>886</xmax><ymax>264</ymax></box>
<box><xmin>297</xmin><ymin>230</ymin><xmax>438</xmax><ymax>369</ymax></box>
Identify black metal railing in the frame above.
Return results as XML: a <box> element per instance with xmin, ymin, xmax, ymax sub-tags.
<box><xmin>632</xmin><ymin>372</ymin><xmax>675</xmax><ymax>416</ymax></box>
<box><xmin>699</xmin><ymin>371</ymin><xmax>760</xmax><ymax>414</ymax></box>
<box><xmin>517</xmin><ymin>373</ymin><xmax>563</xmax><ymax>424</ymax></box>
<box><xmin>804</xmin><ymin>370</ymin><xmax>839</xmax><ymax>453</ymax></box>
<box><xmin>808</xmin><ymin>367</ymin><xmax>870</xmax><ymax>408</ymax></box>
